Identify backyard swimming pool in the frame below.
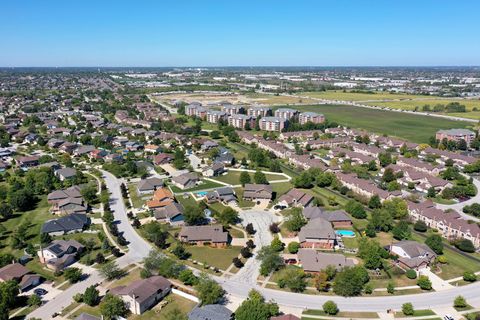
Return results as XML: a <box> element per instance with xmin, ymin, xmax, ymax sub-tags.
<box><xmin>196</xmin><ymin>191</ymin><xmax>208</xmax><ymax>197</ymax></box>
<box><xmin>336</xmin><ymin>230</ymin><xmax>356</xmax><ymax>237</ymax></box>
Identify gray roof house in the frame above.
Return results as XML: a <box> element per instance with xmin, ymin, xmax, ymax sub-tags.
<box><xmin>202</xmin><ymin>162</ymin><xmax>225</xmax><ymax>177</ymax></box>
<box><xmin>205</xmin><ymin>187</ymin><xmax>236</xmax><ymax>204</ymax></box>
<box><xmin>188</xmin><ymin>304</ymin><xmax>233</xmax><ymax>320</ymax></box>
<box><xmin>179</xmin><ymin>225</ymin><xmax>229</xmax><ymax>246</ymax></box>
<box><xmin>41</xmin><ymin>213</ymin><xmax>90</xmax><ymax>236</ymax></box>
<box><xmin>137</xmin><ymin>177</ymin><xmax>164</xmax><ymax>194</ymax></box>
<box><xmin>297</xmin><ymin>249</ymin><xmax>354</xmax><ymax>273</ymax></box>
<box><xmin>47</xmin><ymin>185</ymin><xmax>82</xmax><ymax>203</ymax></box>
<box><xmin>298</xmin><ymin>218</ymin><xmax>337</xmax><ymax>249</ymax></box>
<box><xmin>389</xmin><ymin>240</ymin><xmax>437</xmax><ymax>270</ymax></box>
<box><xmin>55</xmin><ymin>167</ymin><xmax>77</xmax><ymax>181</ymax></box>
<box><xmin>155</xmin><ymin>202</ymin><xmax>185</xmax><ymax>225</ymax></box>
<box><xmin>243</xmin><ymin>184</ymin><xmax>273</xmax><ymax>201</ymax></box>
<box><xmin>172</xmin><ymin>172</ymin><xmax>199</xmax><ymax>190</ymax></box>
<box><xmin>38</xmin><ymin>239</ymin><xmax>85</xmax><ymax>271</ymax></box>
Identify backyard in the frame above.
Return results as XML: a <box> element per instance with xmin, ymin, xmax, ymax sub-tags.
<box><xmin>186</xmin><ymin>245</ymin><xmax>242</xmax><ymax>270</ymax></box>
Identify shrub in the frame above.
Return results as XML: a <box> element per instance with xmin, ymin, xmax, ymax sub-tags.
<box><xmin>387</xmin><ymin>282</ymin><xmax>395</xmax><ymax>294</ymax></box>
<box><xmin>463</xmin><ymin>271</ymin><xmax>477</xmax><ymax>282</ymax></box>
<box><xmin>417</xmin><ymin>275</ymin><xmax>432</xmax><ymax>290</ymax></box>
<box><xmin>413</xmin><ymin>220</ymin><xmax>427</xmax><ymax>232</ymax></box>
<box><xmin>28</xmin><ymin>294</ymin><xmax>42</xmax><ymax>307</ymax></box>
<box><xmin>269</xmin><ymin>223</ymin><xmax>280</xmax><ymax>233</ymax></box>
<box><xmin>287</xmin><ymin>242</ymin><xmax>300</xmax><ymax>254</ymax></box>
<box><xmin>454</xmin><ymin>295</ymin><xmax>467</xmax><ymax>308</ymax></box>
<box><xmin>323</xmin><ymin>300</ymin><xmax>339</xmax><ymax>315</ymax></box>
<box><xmin>406</xmin><ymin>269</ymin><xmax>417</xmax><ymax>279</ymax></box>
<box><xmin>232</xmin><ymin>257</ymin><xmax>244</xmax><ymax>268</ymax></box>
<box><xmin>402</xmin><ymin>303</ymin><xmax>414</xmax><ymax>316</ymax></box>
<box><xmin>455</xmin><ymin>239</ymin><xmax>476</xmax><ymax>253</ymax></box>
<box><xmin>364</xmin><ymin>284</ymin><xmax>373</xmax><ymax>294</ymax></box>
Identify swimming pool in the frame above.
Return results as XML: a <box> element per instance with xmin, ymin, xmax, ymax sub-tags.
<box><xmin>197</xmin><ymin>191</ymin><xmax>208</xmax><ymax>197</ymax></box>
<box><xmin>336</xmin><ymin>230</ymin><xmax>356</xmax><ymax>237</ymax></box>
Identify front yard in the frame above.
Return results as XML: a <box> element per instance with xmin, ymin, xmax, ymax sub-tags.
<box><xmin>186</xmin><ymin>245</ymin><xmax>242</xmax><ymax>270</ymax></box>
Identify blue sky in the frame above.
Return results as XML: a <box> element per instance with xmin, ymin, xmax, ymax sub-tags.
<box><xmin>1</xmin><ymin>0</ymin><xmax>479</xmax><ymax>67</ymax></box>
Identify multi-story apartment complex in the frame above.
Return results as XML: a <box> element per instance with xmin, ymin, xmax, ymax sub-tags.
<box><xmin>274</xmin><ymin>108</ymin><xmax>298</xmax><ymax>120</ymax></box>
<box><xmin>222</xmin><ymin>104</ymin><xmax>245</xmax><ymax>115</ymax></box>
<box><xmin>259</xmin><ymin>116</ymin><xmax>287</xmax><ymax>132</ymax></box>
<box><xmin>206</xmin><ymin>110</ymin><xmax>228</xmax><ymax>124</ymax></box>
<box><xmin>299</xmin><ymin>112</ymin><xmax>325</xmax><ymax>124</ymax></box>
<box><xmin>228</xmin><ymin>114</ymin><xmax>255</xmax><ymax>129</ymax></box>
<box><xmin>435</xmin><ymin>129</ymin><xmax>475</xmax><ymax>146</ymax></box>
<box><xmin>247</xmin><ymin>106</ymin><xmax>271</xmax><ymax>117</ymax></box>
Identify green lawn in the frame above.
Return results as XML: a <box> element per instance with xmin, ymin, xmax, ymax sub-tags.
<box><xmin>272</xmin><ymin>181</ymin><xmax>294</xmax><ymax>201</ymax></box>
<box><xmin>130</xmin><ymin>294</ymin><xmax>197</xmax><ymax>320</ymax></box>
<box><xmin>302</xmin><ymin>90</ymin><xmax>431</xmax><ymax>102</ymax></box>
<box><xmin>186</xmin><ymin>245</ymin><xmax>241</xmax><ymax>270</ymax></box>
<box><xmin>303</xmin><ymin>309</ymin><xmax>379</xmax><ymax>318</ymax></box>
<box><xmin>128</xmin><ymin>183</ymin><xmax>146</xmax><ymax>209</ymax></box>
<box><xmin>212</xmin><ymin>170</ymin><xmax>286</xmax><ymax>185</ymax></box>
<box><xmin>395</xmin><ymin>309</ymin><xmax>436</xmax><ymax>318</ymax></box>
<box><xmin>275</xmin><ymin>104</ymin><xmax>473</xmax><ymax>143</ymax></box>
<box><xmin>0</xmin><ymin>195</ymin><xmax>51</xmax><ymax>257</ymax></box>
<box><xmin>233</xmin><ymin>188</ymin><xmax>255</xmax><ymax>208</ymax></box>
<box><xmin>169</xmin><ymin>180</ymin><xmax>225</xmax><ymax>193</ymax></box>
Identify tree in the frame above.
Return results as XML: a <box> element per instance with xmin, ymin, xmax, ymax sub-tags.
<box><xmin>234</xmin><ymin>290</ymin><xmax>279</xmax><ymax>320</ymax></box>
<box><xmin>368</xmin><ymin>195</ymin><xmax>381</xmax><ymax>209</ymax></box>
<box><xmin>387</xmin><ymin>281</ymin><xmax>395</xmax><ymax>294</ymax></box>
<box><xmin>195</xmin><ymin>273</ymin><xmax>225</xmax><ymax>305</ymax></box>
<box><xmin>287</xmin><ymin>241</ymin><xmax>300</xmax><ymax>254</ymax></box>
<box><xmin>0</xmin><ymin>280</ymin><xmax>19</xmax><ymax>312</ymax></box>
<box><xmin>371</xmin><ymin>209</ymin><xmax>394</xmax><ymax>232</ymax></box>
<box><xmin>28</xmin><ymin>294</ymin><xmax>42</xmax><ymax>307</ymax></box>
<box><xmin>178</xmin><ymin>269</ymin><xmax>198</xmax><ymax>286</ymax></box>
<box><xmin>239</xmin><ymin>171</ymin><xmax>251</xmax><ymax>187</ymax></box>
<box><xmin>277</xmin><ymin>268</ymin><xmax>306</xmax><ymax>292</ymax></box>
<box><xmin>413</xmin><ymin>220</ymin><xmax>427</xmax><ymax>232</ymax></box>
<box><xmin>333</xmin><ymin>266</ymin><xmax>369</xmax><ymax>296</ymax></box>
<box><xmin>270</xmin><ymin>236</ymin><xmax>284</xmax><ymax>252</ymax></box>
<box><xmin>345</xmin><ymin>200</ymin><xmax>366</xmax><ymax>219</ymax></box>
<box><xmin>382</xmin><ymin>168</ymin><xmax>396</xmax><ymax>183</ymax></box>
<box><xmin>64</xmin><ymin>267</ymin><xmax>82</xmax><ymax>283</ymax></box>
<box><xmin>454</xmin><ymin>295</ymin><xmax>467</xmax><ymax>308</ymax></box>
<box><xmin>165</xmin><ymin>307</ymin><xmax>188</xmax><ymax>320</ymax></box>
<box><xmin>81</xmin><ymin>184</ymin><xmax>98</xmax><ymax>204</ymax></box>
<box><xmin>454</xmin><ymin>239</ymin><xmax>475</xmax><ymax>253</ymax></box>
<box><xmin>269</xmin><ymin>223</ymin><xmax>280</xmax><ymax>233</ymax></box>
<box><xmin>425</xmin><ymin>234</ymin><xmax>444</xmax><ymax>254</ymax></box>
<box><xmin>246</xmin><ymin>223</ymin><xmax>255</xmax><ymax>234</ymax></box>
<box><xmin>232</xmin><ymin>257</ymin><xmax>244</xmax><ymax>268</ymax></box>
<box><xmin>382</xmin><ymin>198</ymin><xmax>408</xmax><ymax>219</ymax></box>
<box><xmin>253</xmin><ymin>170</ymin><xmax>268</xmax><ymax>184</ymax></box>
<box><xmin>392</xmin><ymin>221</ymin><xmax>411</xmax><ymax>240</ymax></box>
<box><xmin>100</xmin><ymin>261</ymin><xmax>124</xmax><ymax>281</ymax></box>
<box><xmin>417</xmin><ymin>275</ymin><xmax>432</xmax><ymax>290</ymax></box>
<box><xmin>246</xmin><ymin>239</ymin><xmax>255</xmax><ymax>249</ymax></box>
<box><xmin>402</xmin><ymin>303</ymin><xmax>414</xmax><ymax>316</ymax></box>
<box><xmin>240</xmin><ymin>247</ymin><xmax>251</xmax><ymax>258</ymax></box>
<box><xmin>257</xmin><ymin>246</ymin><xmax>284</xmax><ymax>276</ymax></box>
<box><xmin>0</xmin><ymin>203</ymin><xmax>12</xmax><ymax>220</ymax></box>
<box><xmin>285</xmin><ymin>208</ymin><xmax>307</xmax><ymax>232</ymax></box>
<box><xmin>143</xmin><ymin>222</ymin><xmax>168</xmax><ymax>248</ymax></box>
<box><xmin>83</xmin><ymin>285</ymin><xmax>100</xmax><ymax>306</ymax></box>
<box><xmin>323</xmin><ymin>300</ymin><xmax>339</xmax><ymax>315</ymax></box>
<box><xmin>95</xmin><ymin>253</ymin><xmax>106</xmax><ymax>264</ymax></box>
<box><xmin>427</xmin><ymin>187</ymin><xmax>436</xmax><ymax>198</ymax></box>
<box><xmin>313</xmin><ymin>271</ymin><xmax>329</xmax><ymax>292</ymax></box>
<box><xmin>40</xmin><ymin>232</ymin><xmax>52</xmax><ymax>245</ymax></box>
<box><xmin>216</xmin><ymin>207</ymin><xmax>238</xmax><ymax>225</ymax></box>
<box><xmin>406</xmin><ymin>269</ymin><xmax>417</xmax><ymax>279</ymax></box>
<box><xmin>184</xmin><ymin>205</ymin><xmax>206</xmax><ymax>225</ymax></box>
<box><xmin>172</xmin><ymin>244</ymin><xmax>190</xmax><ymax>260</ymax></box>
<box><xmin>100</xmin><ymin>294</ymin><xmax>127</xmax><ymax>320</ymax></box>
<box><xmin>357</xmin><ymin>238</ymin><xmax>385</xmax><ymax>269</ymax></box>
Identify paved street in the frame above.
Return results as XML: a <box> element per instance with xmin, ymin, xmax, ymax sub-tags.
<box><xmin>435</xmin><ymin>175</ymin><xmax>480</xmax><ymax>222</ymax></box>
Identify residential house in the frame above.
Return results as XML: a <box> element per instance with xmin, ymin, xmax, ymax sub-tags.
<box><xmin>146</xmin><ymin>187</ymin><xmax>174</xmax><ymax>210</ymax></box>
<box><xmin>41</xmin><ymin>213</ymin><xmax>90</xmax><ymax>236</ymax></box>
<box><xmin>172</xmin><ymin>173</ymin><xmax>200</xmax><ymax>190</ymax></box>
<box><xmin>144</xmin><ymin>144</ymin><xmax>161</xmax><ymax>154</ymax></box>
<box><xmin>243</xmin><ymin>184</ymin><xmax>273</xmax><ymax>201</ymax></box>
<box><xmin>0</xmin><ymin>263</ymin><xmax>41</xmax><ymax>292</ymax></box>
<box><xmin>110</xmin><ymin>276</ymin><xmax>172</xmax><ymax>315</ymax></box>
<box><xmin>336</xmin><ymin>173</ymin><xmax>401</xmax><ymax>202</ymax></box>
<box><xmin>203</xmin><ymin>162</ymin><xmax>225</xmax><ymax>177</ymax></box>
<box><xmin>389</xmin><ymin>240</ymin><xmax>437</xmax><ymax>270</ymax></box>
<box><xmin>297</xmin><ymin>249</ymin><xmax>354</xmax><ymax>273</ymax></box>
<box><xmin>73</xmin><ymin>145</ymin><xmax>95</xmax><ymax>157</ymax></box>
<box><xmin>179</xmin><ymin>225</ymin><xmax>229</xmax><ymax>247</ymax></box>
<box><xmin>154</xmin><ymin>202</ymin><xmax>185</xmax><ymax>225</ymax></box>
<box><xmin>303</xmin><ymin>207</ymin><xmax>352</xmax><ymax>228</ymax></box>
<box><xmin>38</xmin><ymin>239</ymin><xmax>85</xmax><ymax>271</ymax></box>
<box><xmin>47</xmin><ymin>186</ymin><xmax>82</xmax><ymax>204</ymax></box>
<box><xmin>153</xmin><ymin>153</ymin><xmax>174</xmax><ymax>165</ymax></box>
<box><xmin>55</xmin><ymin>167</ymin><xmax>77</xmax><ymax>181</ymax></box>
<box><xmin>137</xmin><ymin>177</ymin><xmax>164</xmax><ymax>194</ymax></box>
<box><xmin>277</xmin><ymin>188</ymin><xmax>314</xmax><ymax>208</ymax></box>
<box><xmin>205</xmin><ymin>187</ymin><xmax>236</xmax><ymax>204</ymax></box>
<box><xmin>298</xmin><ymin>218</ymin><xmax>337</xmax><ymax>249</ymax></box>
<box><xmin>51</xmin><ymin>197</ymin><xmax>88</xmax><ymax>215</ymax></box>
<box><xmin>17</xmin><ymin>155</ymin><xmax>39</xmax><ymax>169</ymax></box>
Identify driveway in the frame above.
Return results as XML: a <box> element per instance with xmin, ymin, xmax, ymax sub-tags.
<box><xmin>435</xmin><ymin>175</ymin><xmax>480</xmax><ymax>222</ymax></box>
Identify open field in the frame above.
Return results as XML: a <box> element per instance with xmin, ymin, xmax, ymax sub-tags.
<box><xmin>281</xmin><ymin>104</ymin><xmax>473</xmax><ymax>143</ymax></box>
<box><xmin>153</xmin><ymin>91</ymin><xmax>316</xmax><ymax>107</ymax></box>
<box><xmin>301</xmin><ymin>90</ymin><xmax>432</xmax><ymax>101</ymax></box>
<box><xmin>212</xmin><ymin>170</ymin><xmax>286</xmax><ymax>185</ymax></box>
<box><xmin>364</xmin><ymin>98</ymin><xmax>480</xmax><ymax>111</ymax></box>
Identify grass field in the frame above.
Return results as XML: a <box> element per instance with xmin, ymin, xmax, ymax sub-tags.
<box><xmin>365</xmin><ymin>98</ymin><xmax>480</xmax><ymax>111</ymax></box>
<box><xmin>212</xmin><ymin>170</ymin><xmax>286</xmax><ymax>185</ymax></box>
<box><xmin>169</xmin><ymin>179</ymin><xmax>225</xmax><ymax>193</ymax></box>
<box><xmin>282</xmin><ymin>104</ymin><xmax>473</xmax><ymax>143</ymax></box>
<box><xmin>303</xmin><ymin>309</ymin><xmax>380</xmax><ymax>318</ymax></box>
<box><xmin>187</xmin><ymin>245</ymin><xmax>241</xmax><ymax>270</ymax></box>
<box><xmin>128</xmin><ymin>183</ymin><xmax>146</xmax><ymax>209</ymax></box>
<box><xmin>394</xmin><ymin>309</ymin><xmax>436</xmax><ymax>318</ymax></box>
<box><xmin>302</xmin><ymin>90</ymin><xmax>431</xmax><ymax>101</ymax></box>
<box><xmin>130</xmin><ymin>294</ymin><xmax>197</xmax><ymax>320</ymax></box>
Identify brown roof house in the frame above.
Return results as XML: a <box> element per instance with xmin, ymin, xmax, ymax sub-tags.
<box><xmin>110</xmin><ymin>276</ymin><xmax>172</xmax><ymax>315</ymax></box>
<box><xmin>38</xmin><ymin>239</ymin><xmax>85</xmax><ymax>271</ymax></box>
<box><xmin>47</xmin><ymin>186</ymin><xmax>82</xmax><ymax>204</ymax></box>
<box><xmin>297</xmin><ymin>249</ymin><xmax>355</xmax><ymax>273</ymax></box>
<box><xmin>298</xmin><ymin>218</ymin><xmax>337</xmax><ymax>249</ymax></box>
<box><xmin>302</xmin><ymin>207</ymin><xmax>352</xmax><ymax>228</ymax></box>
<box><xmin>278</xmin><ymin>188</ymin><xmax>314</xmax><ymax>208</ymax></box>
<box><xmin>243</xmin><ymin>184</ymin><xmax>273</xmax><ymax>201</ymax></box>
<box><xmin>0</xmin><ymin>263</ymin><xmax>41</xmax><ymax>292</ymax></box>
<box><xmin>172</xmin><ymin>172</ymin><xmax>200</xmax><ymax>190</ymax></box>
<box><xmin>179</xmin><ymin>225</ymin><xmax>229</xmax><ymax>247</ymax></box>
<box><xmin>137</xmin><ymin>177</ymin><xmax>164</xmax><ymax>194</ymax></box>
<box><xmin>389</xmin><ymin>240</ymin><xmax>436</xmax><ymax>270</ymax></box>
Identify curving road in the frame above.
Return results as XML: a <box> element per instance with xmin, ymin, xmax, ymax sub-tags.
<box><xmin>435</xmin><ymin>175</ymin><xmax>480</xmax><ymax>222</ymax></box>
<box><xmin>29</xmin><ymin>171</ymin><xmax>480</xmax><ymax>319</ymax></box>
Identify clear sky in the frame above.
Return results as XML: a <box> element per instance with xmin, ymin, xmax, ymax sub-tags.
<box><xmin>1</xmin><ymin>0</ymin><xmax>479</xmax><ymax>67</ymax></box>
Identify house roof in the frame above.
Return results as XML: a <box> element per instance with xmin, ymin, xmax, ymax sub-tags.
<box><xmin>172</xmin><ymin>172</ymin><xmax>199</xmax><ymax>186</ymax></box>
<box><xmin>271</xmin><ymin>314</ymin><xmax>301</xmax><ymax>320</ymax></box>
<box><xmin>298</xmin><ymin>249</ymin><xmax>354</xmax><ymax>272</ymax></box>
<box><xmin>391</xmin><ymin>240</ymin><xmax>436</xmax><ymax>259</ymax></box>
<box><xmin>298</xmin><ymin>218</ymin><xmax>336</xmax><ymax>243</ymax></box>
<box><xmin>44</xmin><ymin>239</ymin><xmax>84</xmax><ymax>257</ymax></box>
<box><xmin>74</xmin><ymin>313</ymin><xmax>100</xmax><ymax>320</ymax></box>
<box><xmin>179</xmin><ymin>225</ymin><xmax>228</xmax><ymax>243</ymax></box>
<box><xmin>188</xmin><ymin>304</ymin><xmax>233</xmax><ymax>320</ymax></box>
<box><xmin>41</xmin><ymin>213</ymin><xmax>89</xmax><ymax>234</ymax></box>
<box><xmin>155</xmin><ymin>202</ymin><xmax>184</xmax><ymax>220</ymax></box>
<box><xmin>110</xmin><ymin>276</ymin><xmax>171</xmax><ymax>304</ymax></box>
<box><xmin>0</xmin><ymin>263</ymin><xmax>29</xmax><ymax>281</ymax></box>
<box><xmin>47</xmin><ymin>186</ymin><xmax>82</xmax><ymax>201</ymax></box>
<box><xmin>137</xmin><ymin>177</ymin><xmax>164</xmax><ymax>191</ymax></box>
<box><xmin>56</xmin><ymin>167</ymin><xmax>77</xmax><ymax>178</ymax></box>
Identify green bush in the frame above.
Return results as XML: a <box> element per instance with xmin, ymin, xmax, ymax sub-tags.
<box><xmin>287</xmin><ymin>242</ymin><xmax>300</xmax><ymax>254</ymax></box>
<box><xmin>463</xmin><ymin>271</ymin><xmax>477</xmax><ymax>282</ymax></box>
<box><xmin>323</xmin><ymin>300</ymin><xmax>339</xmax><ymax>315</ymax></box>
<box><xmin>406</xmin><ymin>269</ymin><xmax>417</xmax><ymax>279</ymax></box>
<box><xmin>402</xmin><ymin>302</ymin><xmax>414</xmax><ymax>316</ymax></box>
<box><xmin>454</xmin><ymin>295</ymin><xmax>467</xmax><ymax>308</ymax></box>
<box><xmin>417</xmin><ymin>275</ymin><xmax>432</xmax><ymax>290</ymax></box>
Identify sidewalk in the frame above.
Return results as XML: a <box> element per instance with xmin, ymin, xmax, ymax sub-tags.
<box><xmin>420</xmin><ymin>268</ymin><xmax>454</xmax><ymax>291</ymax></box>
